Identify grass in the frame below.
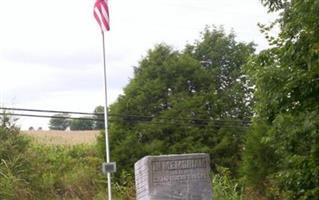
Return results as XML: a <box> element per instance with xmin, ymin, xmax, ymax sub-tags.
<box><xmin>21</xmin><ymin>130</ymin><xmax>99</xmax><ymax>145</ymax></box>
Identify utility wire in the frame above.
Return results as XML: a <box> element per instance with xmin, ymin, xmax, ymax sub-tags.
<box><xmin>4</xmin><ymin>113</ymin><xmax>249</xmax><ymax>129</ymax></box>
<box><xmin>115</xmin><ymin>120</ymin><xmax>249</xmax><ymax>129</ymax></box>
<box><xmin>4</xmin><ymin>113</ymin><xmax>103</xmax><ymax>122</ymax></box>
<box><xmin>0</xmin><ymin>107</ymin><xmax>103</xmax><ymax>116</ymax></box>
<box><xmin>109</xmin><ymin>116</ymin><xmax>250</xmax><ymax>128</ymax></box>
<box><xmin>111</xmin><ymin>113</ymin><xmax>251</xmax><ymax>125</ymax></box>
<box><xmin>0</xmin><ymin>107</ymin><xmax>251</xmax><ymax>125</ymax></box>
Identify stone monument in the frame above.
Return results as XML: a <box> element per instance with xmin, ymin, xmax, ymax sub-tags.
<box><xmin>134</xmin><ymin>153</ymin><xmax>213</xmax><ymax>200</ymax></box>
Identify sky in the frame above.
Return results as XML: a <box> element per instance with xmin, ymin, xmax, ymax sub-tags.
<box><xmin>0</xmin><ymin>0</ymin><xmax>276</xmax><ymax>130</ymax></box>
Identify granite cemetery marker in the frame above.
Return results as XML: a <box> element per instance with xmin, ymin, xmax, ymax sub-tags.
<box><xmin>134</xmin><ymin>153</ymin><xmax>213</xmax><ymax>200</ymax></box>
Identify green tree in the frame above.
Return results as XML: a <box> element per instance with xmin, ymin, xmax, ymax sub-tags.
<box><xmin>48</xmin><ymin>113</ymin><xmax>70</xmax><ymax>131</ymax></box>
<box><xmin>101</xmin><ymin>27</ymin><xmax>255</xmax><ymax>181</ymax></box>
<box><xmin>241</xmin><ymin>0</ymin><xmax>319</xmax><ymax>198</ymax></box>
<box><xmin>70</xmin><ymin>117</ymin><xmax>94</xmax><ymax>130</ymax></box>
<box><xmin>93</xmin><ymin>106</ymin><xmax>105</xmax><ymax>130</ymax></box>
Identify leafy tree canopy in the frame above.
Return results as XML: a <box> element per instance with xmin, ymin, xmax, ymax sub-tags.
<box><xmin>93</xmin><ymin>105</ymin><xmax>105</xmax><ymax>130</ymax></box>
<box><xmin>48</xmin><ymin>113</ymin><xmax>70</xmax><ymax>131</ymax></box>
<box><xmin>102</xmin><ymin>27</ymin><xmax>255</xmax><ymax>180</ymax></box>
<box><xmin>70</xmin><ymin>117</ymin><xmax>94</xmax><ymax>131</ymax></box>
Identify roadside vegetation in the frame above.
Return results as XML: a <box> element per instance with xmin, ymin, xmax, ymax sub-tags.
<box><xmin>0</xmin><ymin>126</ymin><xmax>244</xmax><ymax>200</ymax></box>
<box><xmin>0</xmin><ymin>127</ymin><xmax>106</xmax><ymax>200</ymax></box>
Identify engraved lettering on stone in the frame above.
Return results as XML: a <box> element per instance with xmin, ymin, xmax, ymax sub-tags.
<box><xmin>135</xmin><ymin>154</ymin><xmax>213</xmax><ymax>200</ymax></box>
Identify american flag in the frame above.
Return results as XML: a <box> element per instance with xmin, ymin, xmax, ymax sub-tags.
<box><xmin>94</xmin><ymin>0</ymin><xmax>110</xmax><ymax>32</ymax></box>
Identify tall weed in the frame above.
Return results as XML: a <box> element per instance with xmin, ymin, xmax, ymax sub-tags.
<box><xmin>212</xmin><ymin>167</ymin><xmax>245</xmax><ymax>200</ymax></box>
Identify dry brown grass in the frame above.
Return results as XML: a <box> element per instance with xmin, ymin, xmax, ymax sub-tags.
<box><xmin>21</xmin><ymin>130</ymin><xmax>100</xmax><ymax>145</ymax></box>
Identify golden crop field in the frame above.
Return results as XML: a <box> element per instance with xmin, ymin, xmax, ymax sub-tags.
<box><xmin>21</xmin><ymin>130</ymin><xmax>100</xmax><ymax>145</ymax></box>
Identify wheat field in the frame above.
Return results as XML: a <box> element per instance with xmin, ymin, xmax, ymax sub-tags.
<box><xmin>21</xmin><ymin>130</ymin><xmax>100</xmax><ymax>145</ymax></box>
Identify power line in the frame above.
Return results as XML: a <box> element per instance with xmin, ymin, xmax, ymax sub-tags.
<box><xmin>110</xmin><ymin>114</ymin><xmax>250</xmax><ymax>127</ymax></box>
<box><xmin>0</xmin><ymin>107</ymin><xmax>103</xmax><ymax>116</ymax></box>
<box><xmin>1</xmin><ymin>107</ymin><xmax>251</xmax><ymax>130</ymax></box>
<box><xmin>0</xmin><ymin>106</ymin><xmax>251</xmax><ymax>125</ymax></box>
<box><xmin>3</xmin><ymin>113</ymin><xmax>249</xmax><ymax>129</ymax></box>
<box><xmin>4</xmin><ymin>113</ymin><xmax>103</xmax><ymax>122</ymax></box>
<box><xmin>112</xmin><ymin>120</ymin><xmax>249</xmax><ymax>129</ymax></box>
<box><xmin>111</xmin><ymin>113</ymin><xmax>251</xmax><ymax>125</ymax></box>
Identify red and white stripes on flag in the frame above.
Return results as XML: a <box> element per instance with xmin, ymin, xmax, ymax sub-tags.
<box><xmin>94</xmin><ymin>0</ymin><xmax>110</xmax><ymax>32</ymax></box>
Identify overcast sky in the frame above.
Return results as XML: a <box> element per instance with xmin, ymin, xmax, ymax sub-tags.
<box><xmin>0</xmin><ymin>0</ymin><xmax>276</xmax><ymax>130</ymax></box>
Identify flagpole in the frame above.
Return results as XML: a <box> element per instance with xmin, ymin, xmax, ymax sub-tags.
<box><xmin>101</xmin><ymin>30</ymin><xmax>112</xmax><ymax>200</ymax></box>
